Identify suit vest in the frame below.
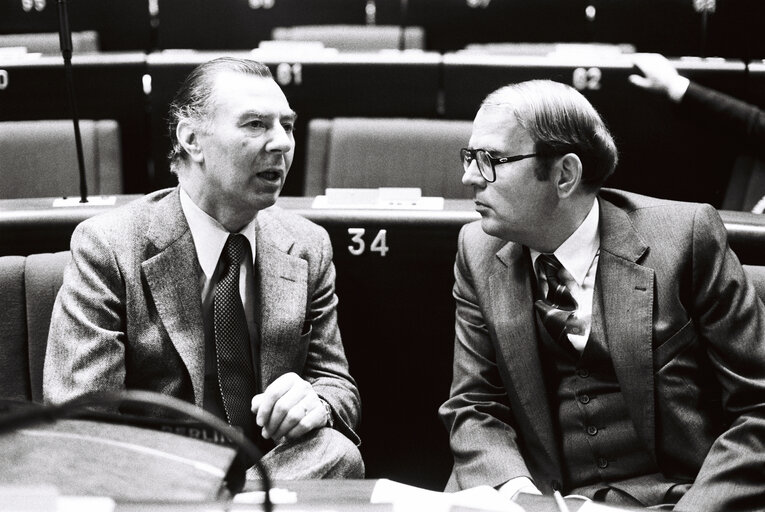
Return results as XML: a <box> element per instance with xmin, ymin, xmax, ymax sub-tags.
<box><xmin>534</xmin><ymin>276</ymin><xmax>658</xmax><ymax>494</ymax></box>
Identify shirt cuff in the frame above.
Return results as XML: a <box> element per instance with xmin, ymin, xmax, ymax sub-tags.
<box><xmin>667</xmin><ymin>76</ymin><xmax>690</xmax><ymax>103</ymax></box>
<box><xmin>497</xmin><ymin>476</ymin><xmax>539</xmax><ymax>500</ymax></box>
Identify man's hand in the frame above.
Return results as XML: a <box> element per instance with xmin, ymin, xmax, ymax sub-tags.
<box><xmin>628</xmin><ymin>53</ymin><xmax>689</xmax><ymax>102</ymax></box>
<box><xmin>251</xmin><ymin>372</ymin><xmax>330</xmax><ymax>442</ymax></box>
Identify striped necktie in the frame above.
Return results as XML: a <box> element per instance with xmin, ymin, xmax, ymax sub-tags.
<box><xmin>534</xmin><ymin>253</ymin><xmax>583</xmax><ymax>342</ymax></box>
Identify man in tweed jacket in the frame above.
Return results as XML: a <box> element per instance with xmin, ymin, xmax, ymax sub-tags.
<box><xmin>44</xmin><ymin>57</ymin><xmax>362</xmax><ymax>479</ymax></box>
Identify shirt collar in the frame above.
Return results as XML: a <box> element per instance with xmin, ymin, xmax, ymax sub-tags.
<box><xmin>179</xmin><ymin>186</ymin><xmax>257</xmax><ymax>280</ymax></box>
<box><xmin>531</xmin><ymin>198</ymin><xmax>600</xmax><ymax>286</ymax></box>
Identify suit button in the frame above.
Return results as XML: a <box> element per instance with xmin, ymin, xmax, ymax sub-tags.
<box><xmin>579</xmin><ymin>394</ymin><xmax>590</xmax><ymax>404</ymax></box>
<box><xmin>598</xmin><ymin>457</ymin><xmax>609</xmax><ymax>469</ymax></box>
<box><xmin>551</xmin><ymin>480</ymin><xmax>561</xmax><ymax>491</ymax></box>
<box><xmin>586</xmin><ymin>425</ymin><xmax>598</xmax><ymax>436</ymax></box>
<box><xmin>577</xmin><ymin>369</ymin><xmax>590</xmax><ymax>378</ymax></box>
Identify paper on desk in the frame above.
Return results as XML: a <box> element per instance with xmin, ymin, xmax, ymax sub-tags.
<box><xmin>371</xmin><ymin>479</ymin><xmax>523</xmax><ymax>512</ymax></box>
<box><xmin>577</xmin><ymin>501</ymin><xmax>632</xmax><ymax>512</ymax></box>
<box><xmin>233</xmin><ymin>487</ymin><xmax>298</xmax><ymax>505</ymax></box>
<box><xmin>0</xmin><ymin>486</ymin><xmax>115</xmax><ymax>512</ymax></box>
<box><xmin>58</xmin><ymin>496</ymin><xmax>116</xmax><ymax>512</ymax></box>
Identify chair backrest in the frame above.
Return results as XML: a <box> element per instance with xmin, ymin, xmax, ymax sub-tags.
<box><xmin>0</xmin><ymin>252</ymin><xmax>71</xmax><ymax>402</ymax></box>
<box><xmin>271</xmin><ymin>25</ymin><xmax>424</xmax><ymax>51</ymax></box>
<box><xmin>304</xmin><ymin>117</ymin><xmax>473</xmax><ymax>198</ymax></box>
<box><xmin>0</xmin><ymin>31</ymin><xmax>100</xmax><ymax>53</ymax></box>
<box><xmin>0</xmin><ymin>120</ymin><xmax>122</xmax><ymax>199</ymax></box>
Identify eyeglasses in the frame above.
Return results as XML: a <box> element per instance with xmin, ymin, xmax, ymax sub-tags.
<box><xmin>460</xmin><ymin>148</ymin><xmax>538</xmax><ymax>183</ymax></box>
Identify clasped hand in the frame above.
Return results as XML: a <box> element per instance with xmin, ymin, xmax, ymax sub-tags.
<box><xmin>251</xmin><ymin>372</ymin><xmax>328</xmax><ymax>443</ymax></box>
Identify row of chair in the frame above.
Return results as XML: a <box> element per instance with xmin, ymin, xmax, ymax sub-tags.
<box><xmin>3</xmin><ymin>0</ymin><xmax>764</xmax><ymax>57</ymax></box>
<box><xmin>0</xmin><ymin>116</ymin><xmax>474</xmax><ymax>200</ymax></box>
<box><xmin>3</xmin><ymin>50</ymin><xmax>765</xmax><ymax>208</ymax></box>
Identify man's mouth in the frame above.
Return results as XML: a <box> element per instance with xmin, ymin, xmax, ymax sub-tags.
<box><xmin>257</xmin><ymin>170</ymin><xmax>282</xmax><ymax>181</ymax></box>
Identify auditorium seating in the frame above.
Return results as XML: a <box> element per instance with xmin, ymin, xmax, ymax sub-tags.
<box><xmin>303</xmin><ymin>117</ymin><xmax>472</xmax><ymax>197</ymax></box>
<box><xmin>0</xmin><ymin>53</ymin><xmax>150</xmax><ymax>193</ymax></box>
<box><xmin>0</xmin><ymin>120</ymin><xmax>122</xmax><ymax>199</ymax></box>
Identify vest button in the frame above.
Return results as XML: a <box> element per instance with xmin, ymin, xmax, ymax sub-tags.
<box><xmin>551</xmin><ymin>480</ymin><xmax>561</xmax><ymax>491</ymax></box>
<box><xmin>598</xmin><ymin>457</ymin><xmax>609</xmax><ymax>469</ymax></box>
<box><xmin>579</xmin><ymin>394</ymin><xmax>590</xmax><ymax>404</ymax></box>
<box><xmin>577</xmin><ymin>369</ymin><xmax>590</xmax><ymax>378</ymax></box>
<box><xmin>586</xmin><ymin>425</ymin><xmax>598</xmax><ymax>436</ymax></box>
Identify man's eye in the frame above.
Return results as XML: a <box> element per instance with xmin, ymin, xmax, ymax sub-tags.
<box><xmin>247</xmin><ymin>120</ymin><xmax>266</xmax><ymax>129</ymax></box>
<box><xmin>282</xmin><ymin>123</ymin><xmax>295</xmax><ymax>133</ymax></box>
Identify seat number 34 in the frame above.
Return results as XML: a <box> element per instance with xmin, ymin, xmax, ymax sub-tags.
<box><xmin>347</xmin><ymin>228</ymin><xmax>389</xmax><ymax>257</ymax></box>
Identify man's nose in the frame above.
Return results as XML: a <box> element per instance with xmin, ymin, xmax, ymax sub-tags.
<box><xmin>267</xmin><ymin>125</ymin><xmax>294</xmax><ymax>153</ymax></box>
<box><xmin>462</xmin><ymin>160</ymin><xmax>486</xmax><ymax>188</ymax></box>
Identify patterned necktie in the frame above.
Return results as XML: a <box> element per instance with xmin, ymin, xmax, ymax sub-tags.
<box><xmin>534</xmin><ymin>254</ymin><xmax>583</xmax><ymax>342</ymax></box>
<box><xmin>214</xmin><ymin>234</ymin><xmax>256</xmax><ymax>437</ymax></box>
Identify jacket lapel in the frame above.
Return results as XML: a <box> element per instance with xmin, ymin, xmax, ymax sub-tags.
<box><xmin>490</xmin><ymin>241</ymin><xmax>561</xmax><ymax>471</ymax></box>
<box><xmin>597</xmin><ymin>198</ymin><xmax>656</xmax><ymax>458</ymax></box>
<box><xmin>255</xmin><ymin>209</ymin><xmax>308</xmax><ymax>389</ymax></box>
<box><xmin>141</xmin><ymin>188</ymin><xmax>206</xmax><ymax>406</ymax></box>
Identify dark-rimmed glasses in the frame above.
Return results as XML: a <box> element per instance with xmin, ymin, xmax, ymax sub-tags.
<box><xmin>460</xmin><ymin>148</ymin><xmax>538</xmax><ymax>183</ymax></box>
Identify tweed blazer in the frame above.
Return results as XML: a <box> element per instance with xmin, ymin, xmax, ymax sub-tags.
<box><xmin>439</xmin><ymin>189</ymin><xmax>765</xmax><ymax>511</ymax></box>
<box><xmin>43</xmin><ymin>187</ymin><xmax>360</xmax><ymax>443</ymax></box>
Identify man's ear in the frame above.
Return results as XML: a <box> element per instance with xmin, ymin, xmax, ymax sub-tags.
<box><xmin>555</xmin><ymin>153</ymin><xmax>582</xmax><ymax>198</ymax></box>
<box><xmin>176</xmin><ymin>120</ymin><xmax>204</xmax><ymax>163</ymax></box>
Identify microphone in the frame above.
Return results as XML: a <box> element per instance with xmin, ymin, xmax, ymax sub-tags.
<box><xmin>398</xmin><ymin>0</ymin><xmax>409</xmax><ymax>51</ymax></box>
<box><xmin>56</xmin><ymin>0</ymin><xmax>73</xmax><ymax>59</ymax></box>
<box><xmin>56</xmin><ymin>0</ymin><xmax>89</xmax><ymax>203</ymax></box>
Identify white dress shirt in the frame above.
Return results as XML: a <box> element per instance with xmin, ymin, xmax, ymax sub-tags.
<box><xmin>530</xmin><ymin>199</ymin><xmax>600</xmax><ymax>353</ymax></box>
<box><xmin>179</xmin><ymin>187</ymin><xmax>259</xmax><ymax>349</ymax></box>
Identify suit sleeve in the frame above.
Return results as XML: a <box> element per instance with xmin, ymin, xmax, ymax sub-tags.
<box><xmin>438</xmin><ymin>227</ymin><xmax>532</xmax><ymax>490</ymax></box>
<box><xmin>681</xmin><ymin>82</ymin><xmax>765</xmax><ymax>159</ymax></box>
<box><xmin>303</xmin><ymin>229</ymin><xmax>361</xmax><ymax>445</ymax></box>
<box><xmin>43</xmin><ymin>221</ymin><xmax>127</xmax><ymax>405</ymax></box>
<box><xmin>675</xmin><ymin>204</ymin><xmax>765</xmax><ymax>511</ymax></box>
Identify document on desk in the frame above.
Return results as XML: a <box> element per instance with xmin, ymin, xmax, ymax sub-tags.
<box><xmin>370</xmin><ymin>478</ymin><xmax>524</xmax><ymax>512</ymax></box>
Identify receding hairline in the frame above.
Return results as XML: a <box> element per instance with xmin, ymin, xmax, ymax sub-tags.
<box><xmin>203</xmin><ymin>70</ymin><xmax>295</xmax><ymax>119</ymax></box>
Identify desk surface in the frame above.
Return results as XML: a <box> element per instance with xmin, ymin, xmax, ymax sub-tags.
<box><xmin>111</xmin><ymin>479</ymin><xmax>637</xmax><ymax>511</ymax></box>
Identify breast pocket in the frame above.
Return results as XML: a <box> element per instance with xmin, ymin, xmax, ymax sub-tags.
<box><xmin>655</xmin><ymin>319</ymin><xmax>696</xmax><ymax>370</ymax></box>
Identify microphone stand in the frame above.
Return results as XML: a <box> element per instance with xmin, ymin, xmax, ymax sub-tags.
<box><xmin>57</xmin><ymin>0</ymin><xmax>88</xmax><ymax>203</ymax></box>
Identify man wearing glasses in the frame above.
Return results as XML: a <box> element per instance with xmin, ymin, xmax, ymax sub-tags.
<box><xmin>439</xmin><ymin>80</ymin><xmax>765</xmax><ymax>510</ymax></box>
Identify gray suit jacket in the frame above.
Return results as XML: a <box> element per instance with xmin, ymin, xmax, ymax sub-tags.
<box><xmin>439</xmin><ymin>189</ymin><xmax>765</xmax><ymax>511</ymax></box>
<box><xmin>44</xmin><ymin>187</ymin><xmax>360</xmax><ymax>444</ymax></box>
